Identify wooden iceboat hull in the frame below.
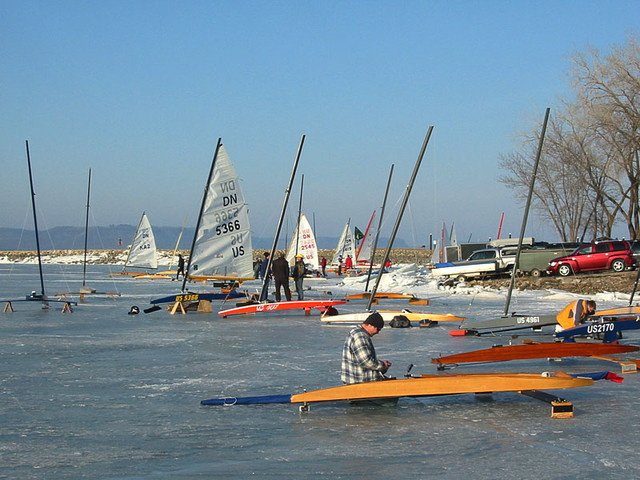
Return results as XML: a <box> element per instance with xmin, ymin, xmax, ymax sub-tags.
<box><xmin>201</xmin><ymin>371</ymin><xmax>594</xmax><ymax>406</ymax></box>
<box><xmin>345</xmin><ymin>293</ymin><xmax>417</xmax><ymax>300</ymax></box>
<box><xmin>432</xmin><ymin>342</ymin><xmax>639</xmax><ymax>366</ymax></box>
<box><xmin>595</xmin><ymin>306</ymin><xmax>640</xmax><ymax>316</ymax></box>
<box><xmin>321</xmin><ymin>310</ymin><xmax>465</xmax><ymax>325</ymax></box>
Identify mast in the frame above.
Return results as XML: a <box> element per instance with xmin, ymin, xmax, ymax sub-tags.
<box><xmin>365</xmin><ymin>164</ymin><xmax>394</xmax><ymax>292</ymax></box>
<box><xmin>440</xmin><ymin>220</ymin><xmax>445</xmax><ymax>263</ymax></box>
<box><xmin>182</xmin><ymin>138</ymin><xmax>223</xmax><ymax>292</ymax></box>
<box><xmin>25</xmin><ymin>140</ymin><xmax>46</xmax><ymax>298</ymax></box>
<box><xmin>629</xmin><ymin>266</ymin><xmax>640</xmax><ymax>306</ymax></box>
<box><xmin>258</xmin><ymin>135</ymin><xmax>305</xmax><ymax>301</ymax></box>
<box><xmin>82</xmin><ymin>168</ymin><xmax>91</xmax><ymax>287</ymax></box>
<box><xmin>503</xmin><ymin>108</ymin><xmax>550</xmax><ymax>316</ymax></box>
<box><xmin>366</xmin><ymin>127</ymin><xmax>433</xmax><ymax>310</ymax></box>
<box><xmin>170</xmin><ymin>214</ymin><xmax>188</xmax><ymax>269</ymax></box>
<box><xmin>294</xmin><ymin>174</ymin><xmax>304</xmax><ymax>257</ymax></box>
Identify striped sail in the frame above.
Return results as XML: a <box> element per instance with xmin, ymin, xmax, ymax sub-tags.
<box><xmin>188</xmin><ymin>145</ymin><xmax>253</xmax><ymax>279</ymax></box>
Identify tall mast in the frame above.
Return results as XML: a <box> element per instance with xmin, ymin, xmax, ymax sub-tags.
<box><xmin>170</xmin><ymin>214</ymin><xmax>188</xmax><ymax>269</ymax></box>
<box><xmin>365</xmin><ymin>164</ymin><xmax>394</xmax><ymax>292</ymax></box>
<box><xmin>259</xmin><ymin>135</ymin><xmax>305</xmax><ymax>301</ymax></box>
<box><xmin>182</xmin><ymin>138</ymin><xmax>223</xmax><ymax>292</ymax></box>
<box><xmin>366</xmin><ymin>127</ymin><xmax>433</xmax><ymax>311</ymax></box>
<box><xmin>82</xmin><ymin>168</ymin><xmax>92</xmax><ymax>287</ymax></box>
<box><xmin>294</xmin><ymin>174</ymin><xmax>304</xmax><ymax>256</ymax></box>
<box><xmin>503</xmin><ymin>108</ymin><xmax>550</xmax><ymax>316</ymax></box>
<box><xmin>25</xmin><ymin>140</ymin><xmax>46</xmax><ymax>298</ymax></box>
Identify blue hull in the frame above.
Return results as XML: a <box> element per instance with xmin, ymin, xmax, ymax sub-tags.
<box><xmin>151</xmin><ymin>291</ymin><xmax>246</xmax><ymax>305</ymax></box>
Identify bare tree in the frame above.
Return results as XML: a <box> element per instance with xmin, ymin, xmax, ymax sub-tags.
<box><xmin>571</xmin><ymin>35</ymin><xmax>640</xmax><ymax>238</ymax></box>
<box><xmin>500</xmin><ymin>34</ymin><xmax>640</xmax><ymax>241</ymax></box>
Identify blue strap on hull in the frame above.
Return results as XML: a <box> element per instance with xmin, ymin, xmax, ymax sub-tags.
<box><xmin>201</xmin><ymin>394</ymin><xmax>292</xmax><ymax>406</ymax></box>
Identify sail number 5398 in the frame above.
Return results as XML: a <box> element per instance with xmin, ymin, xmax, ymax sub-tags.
<box><xmin>216</xmin><ymin>220</ymin><xmax>242</xmax><ymax>236</ymax></box>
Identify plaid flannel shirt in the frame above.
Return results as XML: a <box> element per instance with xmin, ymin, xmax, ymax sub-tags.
<box><xmin>341</xmin><ymin>325</ymin><xmax>386</xmax><ymax>384</ymax></box>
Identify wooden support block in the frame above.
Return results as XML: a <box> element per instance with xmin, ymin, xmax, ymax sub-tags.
<box><xmin>170</xmin><ymin>302</ymin><xmax>186</xmax><ymax>315</ymax></box>
<box><xmin>4</xmin><ymin>301</ymin><xmax>14</xmax><ymax>313</ymax></box>
<box><xmin>62</xmin><ymin>302</ymin><xmax>74</xmax><ymax>313</ymax></box>
<box><xmin>551</xmin><ymin>401</ymin><xmax>574</xmax><ymax>419</ymax></box>
<box><xmin>520</xmin><ymin>390</ymin><xmax>574</xmax><ymax>419</ymax></box>
<box><xmin>197</xmin><ymin>300</ymin><xmax>212</xmax><ymax>313</ymax></box>
<box><xmin>409</xmin><ymin>299</ymin><xmax>429</xmax><ymax>305</ymax></box>
<box><xmin>591</xmin><ymin>355</ymin><xmax>639</xmax><ymax>374</ymax></box>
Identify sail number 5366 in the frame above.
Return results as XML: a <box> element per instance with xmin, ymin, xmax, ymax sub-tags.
<box><xmin>216</xmin><ymin>220</ymin><xmax>242</xmax><ymax>236</ymax></box>
<box><xmin>214</xmin><ymin>208</ymin><xmax>239</xmax><ymax>223</ymax></box>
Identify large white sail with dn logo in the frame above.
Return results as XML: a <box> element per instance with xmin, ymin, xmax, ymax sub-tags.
<box><xmin>188</xmin><ymin>144</ymin><xmax>253</xmax><ymax>280</ymax></box>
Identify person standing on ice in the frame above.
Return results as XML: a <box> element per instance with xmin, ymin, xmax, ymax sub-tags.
<box><xmin>292</xmin><ymin>254</ymin><xmax>306</xmax><ymax>300</ymax></box>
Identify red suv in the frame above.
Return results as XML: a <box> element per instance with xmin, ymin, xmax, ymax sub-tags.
<box><xmin>547</xmin><ymin>240</ymin><xmax>635</xmax><ymax>276</ymax></box>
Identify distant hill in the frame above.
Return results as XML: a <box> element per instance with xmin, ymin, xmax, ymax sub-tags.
<box><xmin>0</xmin><ymin>226</ymin><xmax>409</xmax><ymax>251</ymax></box>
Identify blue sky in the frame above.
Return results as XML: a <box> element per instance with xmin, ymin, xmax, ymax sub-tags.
<box><xmin>2</xmin><ymin>1</ymin><xmax>638</xmax><ymax>248</ymax></box>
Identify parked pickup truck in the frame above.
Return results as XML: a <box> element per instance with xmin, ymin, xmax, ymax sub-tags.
<box><xmin>430</xmin><ymin>247</ymin><xmax>518</xmax><ymax>282</ymax></box>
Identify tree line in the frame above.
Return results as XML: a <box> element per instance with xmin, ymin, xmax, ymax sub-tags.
<box><xmin>500</xmin><ymin>34</ymin><xmax>640</xmax><ymax>242</ymax></box>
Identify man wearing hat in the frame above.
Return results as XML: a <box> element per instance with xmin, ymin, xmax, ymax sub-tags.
<box><xmin>341</xmin><ymin>312</ymin><xmax>391</xmax><ymax>384</ymax></box>
<box><xmin>292</xmin><ymin>253</ymin><xmax>306</xmax><ymax>300</ymax></box>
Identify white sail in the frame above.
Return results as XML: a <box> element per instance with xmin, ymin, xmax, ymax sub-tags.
<box><xmin>429</xmin><ymin>240</ymin><xmax>441</xmax><ymax>266</ymax></box>
<box><xmin>124</xmin><ymin>212</ymin><xmax>158</xmax><ymax>270</ymax></box>
<box><xmin>188</xmin><ymin>145</ymin><xmax>253</xmax><ymax>279</ymax></box>
<box><xmin>356</xmin><ymin>211</ymin><xmax>376</xmax><ymax>263</ymax></box>
<box><xmin>286</xmin><ymin>213</ymin><xmax>319</xmax><ymax>270</ymax></box>
<box><xmin>331</xmin><ymin>221</ymin><xmax>356</xmax><ymax>265</ymax></box>
<box><xmin>449</xmin><ymin>222</ymin><xmax>458</xmax><ymax>247</ymax></box>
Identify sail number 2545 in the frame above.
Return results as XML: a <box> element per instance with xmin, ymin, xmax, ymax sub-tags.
<box><xmin>216</xmin><ymin>220</ymin><xmax>242</xmax><ymax>236</ymax></box>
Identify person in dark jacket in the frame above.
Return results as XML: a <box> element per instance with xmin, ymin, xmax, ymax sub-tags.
<box><xmin>272</xmin><ymin>252</ymin><xmax>292</xmax><ymax>302</ymax></box>
<box><xmin>258</xmin><ymin>252</ymin><xmax>271</xmax><ymax>301</ymax></box>
<box><xmin>292</xmin><ymin>254</ymin><xmax>306</xmax><ymax>300</ymax></box>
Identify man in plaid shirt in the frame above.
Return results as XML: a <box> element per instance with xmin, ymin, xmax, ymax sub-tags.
<box><xmin>341</xmin><ymin>312</ymin><xmax>391</xmax><ymax>384</ymax></box>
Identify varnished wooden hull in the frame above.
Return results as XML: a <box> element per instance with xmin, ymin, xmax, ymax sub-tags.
<box><xmin>290</xmin><ymin>372</ymin><xmax>593</xmax><ymax>403</ymax></box>
<box><xmin>432</xmin><ymin>342</ymin><xmax>639</xmax><ymax>366</ymax></box>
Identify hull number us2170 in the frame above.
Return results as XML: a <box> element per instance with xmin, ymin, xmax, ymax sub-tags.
<box><xmin>586</xmin><ymin>323</ymin><xmax>615</xmax><ymax>334</ymax></box>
